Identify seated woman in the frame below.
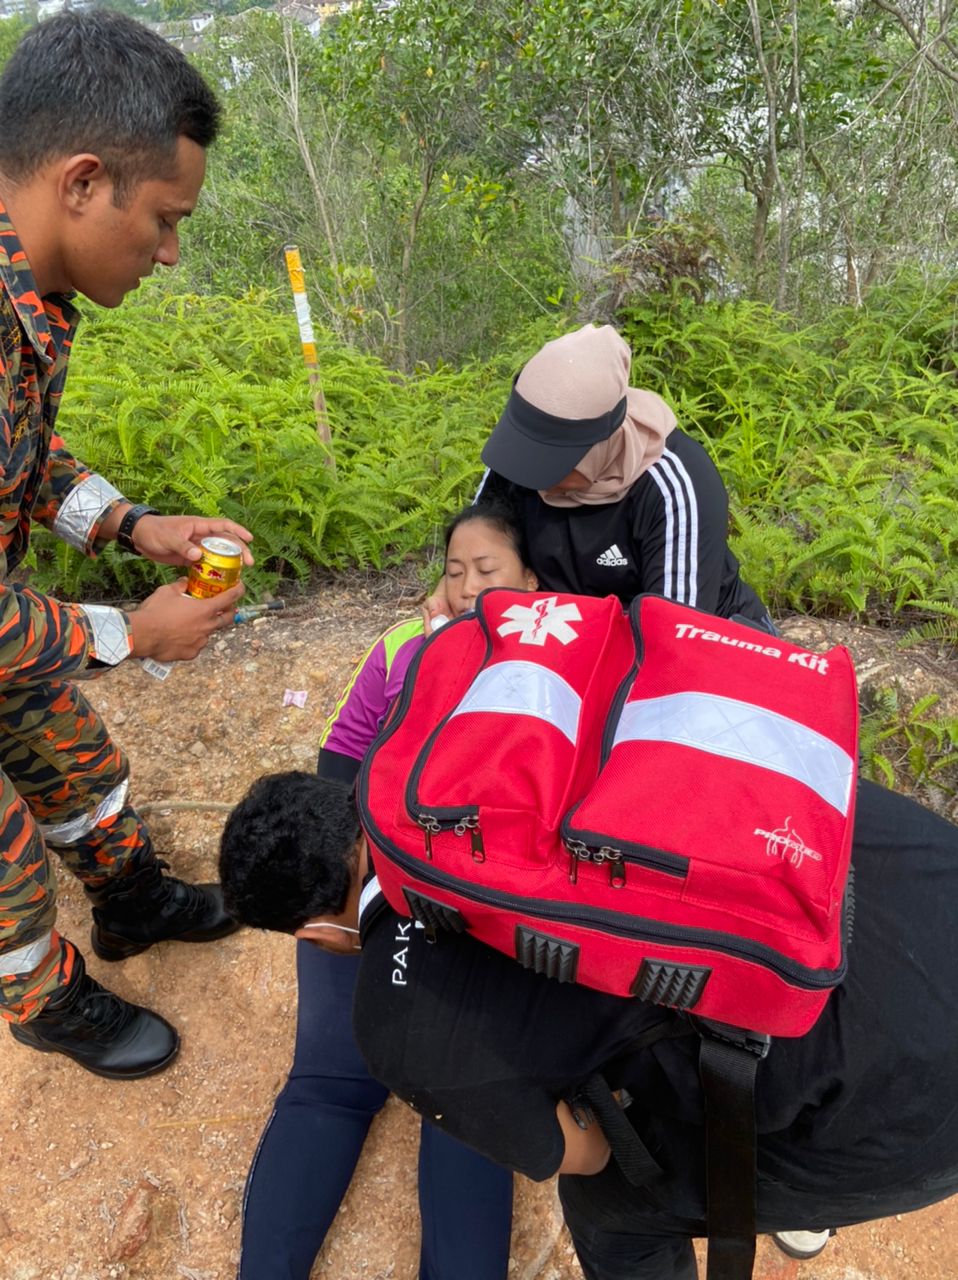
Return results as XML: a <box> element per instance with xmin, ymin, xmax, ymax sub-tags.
<box><xmin>432</xmin><ymin>323</ymin><xmax>770</xmax><ymax>629</ymax></box>
<box><xmin>234</xmin><ymin>500</ymin><xmax>537</xmax><ymax>1280</ymax></box>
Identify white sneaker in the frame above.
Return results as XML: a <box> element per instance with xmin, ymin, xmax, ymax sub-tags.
<box><xmin>771</xmin><ymin>1229</ymin><xmax>833</xmax><ymax>1260</ymax></box>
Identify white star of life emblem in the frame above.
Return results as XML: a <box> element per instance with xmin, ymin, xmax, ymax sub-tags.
<box><xmin>496</xmin><ymin>596</ymin><xmax>582</xmax><ymax>646</ymax></box>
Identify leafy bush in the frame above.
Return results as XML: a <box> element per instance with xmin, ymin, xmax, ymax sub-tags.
<box><xmin>860</xmin><ymin>686</ymin><xmax>958</xmax><ymax>806</ymax></box>
<box><xmin>32</xmin><ymin>288</ymin><xmax>511</xmax><ymax>599</ymax></box>
<box><xmin>27</xmin><ymin>280</ymin><xmax>958</xmax><ymax>650</ymax></box>
<box><xmin>618</xmin><ymin>280</ymin><xmax>958</xmax><ymax>636</ymax></box>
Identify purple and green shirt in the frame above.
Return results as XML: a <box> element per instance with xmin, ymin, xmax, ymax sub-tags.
<box><xmin>319</xmin><ymin>617</ymin><xmax>426</xmax><ymax>762</ymax></box>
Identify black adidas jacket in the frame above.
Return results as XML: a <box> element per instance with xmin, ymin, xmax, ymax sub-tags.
<box><xmin>478</xmin><ymin>428</ymin><xmax>768</xmax><ymax>625</ymax></box>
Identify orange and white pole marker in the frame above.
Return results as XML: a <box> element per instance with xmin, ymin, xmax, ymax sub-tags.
<box><xmin>284</xmin><ymin>244</ymin><xmax>335</xmax><ymax>470</ymax></box>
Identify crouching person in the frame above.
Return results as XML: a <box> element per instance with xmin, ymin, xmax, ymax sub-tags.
<box><xmin>221</xmin><ymin>771</ymin><xmax>958</xmax><ymax>1280</ymax></box>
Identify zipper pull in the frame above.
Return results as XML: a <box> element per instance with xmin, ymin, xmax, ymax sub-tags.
<box><xmin>453</xmin><ymin>814</ymin><xmax>485</xmax><ymax>863</ymax></box>
<box><xmin>418</xmin><ymin>815</ymin><xmax>441</xmax><ymax>860</ymax></box>
<box><xmin>470</xmin><ymin>824</ymin><xmax>485</xmax><ymax>863</ymax></box>
<box><xmin>566</xmin><ymin>840</ymin><xmax>586</xmax><ymax>885</ymax></box>
<box><xmin>608</xmin><ymin>853</ymin><xmax>626</xmax><ymax>889</ymax></box>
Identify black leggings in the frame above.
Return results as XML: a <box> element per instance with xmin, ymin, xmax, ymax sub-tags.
<box><xmin>239</xmin><ymin>942</ymin><xmax>513</xmax><ymax>1279</ymax></box>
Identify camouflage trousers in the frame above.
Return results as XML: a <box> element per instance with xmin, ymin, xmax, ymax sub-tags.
<box><xmin>0</xmin><ymin>677</ymin><xmax>153</xmax><ymax>1023</ymax></box>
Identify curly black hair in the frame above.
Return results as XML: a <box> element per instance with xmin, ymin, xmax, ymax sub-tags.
<box><xmin>219</xmin><ymin>772</ymin><xmax>360</xmax><ymax>934</ymax></box>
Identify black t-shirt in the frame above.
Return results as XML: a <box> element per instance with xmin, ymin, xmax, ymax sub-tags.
<box><xmin>478</xmin><ymin>429</ymin><xmax>767</xmax><ymax>623</ymax></box>
<box><xmin>353</xmin><ymin>781</ymin><xmax>958</xmax><ymax>1211</ymax></box>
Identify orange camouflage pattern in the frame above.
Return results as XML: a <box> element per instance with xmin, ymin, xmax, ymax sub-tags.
<box><xmin>0</xmin><ymin>205</ymin><xmax>149</xmax><ymax>1021</ymax></box>
<box><xmin>0</xmin><ymin>678</ymin><xmax>151</xmax><ymax>1023</ymax></box>
<box><xmin>0</xmin><ymin>201</ymin><xmax>119</xmax><ymax>681</ymax></box>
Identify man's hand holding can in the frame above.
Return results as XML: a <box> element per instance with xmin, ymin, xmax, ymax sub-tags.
<box><xmin>131</xmin><ymin>579</ymin><xmax>245</xmax><ymax>663</ymax></box>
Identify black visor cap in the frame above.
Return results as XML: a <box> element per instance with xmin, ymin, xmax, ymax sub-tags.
<box><xmin>481</xmin><ymin>381</ymin><xmax>627</xmax><ymax>490</ymax></box>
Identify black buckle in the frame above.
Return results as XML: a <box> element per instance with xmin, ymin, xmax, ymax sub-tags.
<box><xmin>693</xmin><ymin>1016</ymin><xmax>771</xmax><ymax>1059</ymax></box>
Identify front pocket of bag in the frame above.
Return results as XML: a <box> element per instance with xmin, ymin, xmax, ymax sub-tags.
<box><xmin>405</xmin><ymin>805</ymin><xmax>545</xmax><ymax>873</ymax></box>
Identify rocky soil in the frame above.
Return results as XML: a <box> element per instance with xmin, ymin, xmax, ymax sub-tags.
<box><xmin>0</xmin><ymin>574</ymin><xmax>955</xmax><ymax>1280</ymax></box>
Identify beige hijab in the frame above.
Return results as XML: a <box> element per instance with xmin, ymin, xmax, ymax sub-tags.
<box><xmin>516</xmin><ymin>324</ymin><xmax>677</xmax><ymax>507</ymax></box>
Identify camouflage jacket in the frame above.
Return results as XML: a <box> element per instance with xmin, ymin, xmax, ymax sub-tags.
<box><xmin>0</xmin><ymin>203</ymin><xmax>133</xmax><ymax>682</ymax></box>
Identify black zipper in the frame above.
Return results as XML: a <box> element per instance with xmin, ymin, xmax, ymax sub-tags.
<box><xmin>357</xmin><ymin>791</ymin><xmax>845</xmax><ymax>992</ymax></box>
<box><xmin>555</xmin><ymin>610</ymin><xmax>643</xmax><ymax>886</ymax></box>
<box><xmin>411</xmin><ymin>809</ymin><xmax>485</xmax><ymax>863</ymax></box>
<box><xmin>561</xmin><ymin>823</ymin><xmax>689</xmax><ymax>888</ymax></box>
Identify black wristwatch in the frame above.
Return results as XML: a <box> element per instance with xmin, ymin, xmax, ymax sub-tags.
<box><xmin>116</xmin><ymin>504</ymin><xmax>160</xmax><ymax>555</ymax></box>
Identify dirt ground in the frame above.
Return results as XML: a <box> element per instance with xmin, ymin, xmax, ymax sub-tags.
<box><xmin>0</xmin><ymin>574</ymin><xmax>956</xmax><ymax>1280</ymax></box>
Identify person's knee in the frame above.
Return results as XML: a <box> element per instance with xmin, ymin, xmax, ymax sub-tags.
<box><xmin>281</xmin><ymin>1072</ymin><xmax>389</xmax><ymax>1119</ymax></box>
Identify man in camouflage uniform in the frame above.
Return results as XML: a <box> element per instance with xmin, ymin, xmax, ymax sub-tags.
<box><xmin>0</xmin><ymin>12</ymin><xmax>253</xmax><ymax>1079</ymax></box>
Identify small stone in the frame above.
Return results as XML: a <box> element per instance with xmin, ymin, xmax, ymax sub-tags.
<box><xmin>112</xmin><ymin>710</ymin><xmax>127</xmax><ymax>726</ymax></box>
<box><xmin>107</xmin><ymin>1179</ymin><xmax>156</xmax><ymax>1262</ymax></box>
<box><xmin>189</xmin><ymin>741</ymin><xmax>207</xmax><ymax>758</ymax></box>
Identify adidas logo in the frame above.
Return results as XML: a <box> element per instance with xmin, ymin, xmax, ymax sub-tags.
<box><xmin>596</xmin><ymin>543</ymin><xmax>628</xmax><ymax>567</ymax></box>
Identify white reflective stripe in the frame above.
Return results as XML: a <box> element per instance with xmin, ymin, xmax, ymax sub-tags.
<box><xmin>79</xmin><ymin>604</ymin><xmax>132</xmax><ymax>666</ymax></box>
<box><xmin>614</xmin><ymin>692</ymin><xmax>854</xmax><ymax>815</ymax></box>
<box><xmin>448</xmin><ymin>660</ymin><xmax>581</xmax><ymax>745</ymax></box>
<box><xmin>52</xmin><ymin>474</ymin><xmax>125</xmax><ymax>551</ymax></box>
<box><xmin>359</xmin><ymin>875</ymin><xmax>382</xmax><ymax>925</ymax></box>
<box><xmin>1</xmin><ymin>929</ymin><xmax>53</xmax><ymax>977</ymax></box>
<box><xmin>292</xmin><ymin>292</ymin><xmax>315</xmax><ymax>344</ymax></box>
<box><xmin>40</xmin><ymin>778</ymin><xmax>130</xmax><ymax>846</ymax></box>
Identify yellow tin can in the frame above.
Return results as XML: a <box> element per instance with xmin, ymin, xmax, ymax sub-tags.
<box><xmin>186</xmin><ymin>536</ymin><xmax>243</xmax><ymax>600</ymax></box>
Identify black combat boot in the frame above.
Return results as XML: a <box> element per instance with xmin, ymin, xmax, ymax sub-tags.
<box><xmin>8</xmin><ymin>953</ymin><xmax>179</xmax><ymax>1079</ymax></box>
<box><xmin>87</xmin><ymin>856</ymin><xmax>240</xmax><ymax>962</ymax></box>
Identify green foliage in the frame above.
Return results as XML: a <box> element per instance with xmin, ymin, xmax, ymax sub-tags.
<box><xmin>27</xmin><ymin>280</ymin><xmax>958</xmax><ymax>646</ymax></box>
<box><xmin>30</xmin><ymin>289</ymin><xmax>508</xmax><ymax>599</ymax></box>
<box><xmin>148</xmin><ymin>0</ymin><xmax>958</xmax><ymax>355</ymax></box>
<box><xmin>860</xmin><ymin>687</ymin><xmax>958</xmax><ymax>802</ymax></box>
<box><xmin>617</xmin><ymin>281</ymin><xmax>958</xmax><ymax>625</ymax></box>
<box><xmin>184</xmin><ymin>6</ymin><xmax>568</xmax><ymax>369</ymax></box>
<box><xmin>0</xmin><ymin>15</ymin><xmax>27</xmax><ymax>68</ymax></box>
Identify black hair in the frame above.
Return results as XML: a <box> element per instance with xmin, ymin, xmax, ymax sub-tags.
<box><xmin>0</xmin><ymin>11</ymin><xmax>221</xmax><ymax>203</ymax></box>
<box><xmin>443</xmin><ymin>496</ymin><xmax>531</xmax><ymax>567</ymax></box>
<box><xmin>219</xmin><ymin>772</ymin><xmax>360</xmax><ymax>934</ymax></box>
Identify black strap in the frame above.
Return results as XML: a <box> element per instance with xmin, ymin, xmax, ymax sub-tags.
<box><xmin>116</xmin><ymin>503</ymin><xmax>160</xmax><ymax>554</ymax></box>
<box><xmin>698</xmin><ymin>1032</ymin><xmax>765</xmax><ymax>1280</ymax></box>
<box><xmin>577</xmin><ymin>1073</ymin><xmax>663</xmax><ymax>1187</ymax></box>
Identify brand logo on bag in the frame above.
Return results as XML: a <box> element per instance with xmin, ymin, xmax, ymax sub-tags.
<box><xmin>497</xmin><ymin>596</ymin><xmax>582</xmax><ymax>646</ymax></box>
<box><xmin>755</xmin><ymin>818</ymin><xmax>823</xmax><ymax>871</ymax></box>
<box><xmin>596</xmin><ymin>543</ymin><xmax>628</xmax><ymax>567</ymax></box>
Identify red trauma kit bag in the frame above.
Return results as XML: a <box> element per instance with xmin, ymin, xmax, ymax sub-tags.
<box><xmin>359</xmin><ymin>589</ymin><xmax>858</xmax><ymax>1038</ymax></box>
<box><xmin>358</xmin><ymin>589</ymin><xmax>859</xmax><ymax>1280</ymax></box>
